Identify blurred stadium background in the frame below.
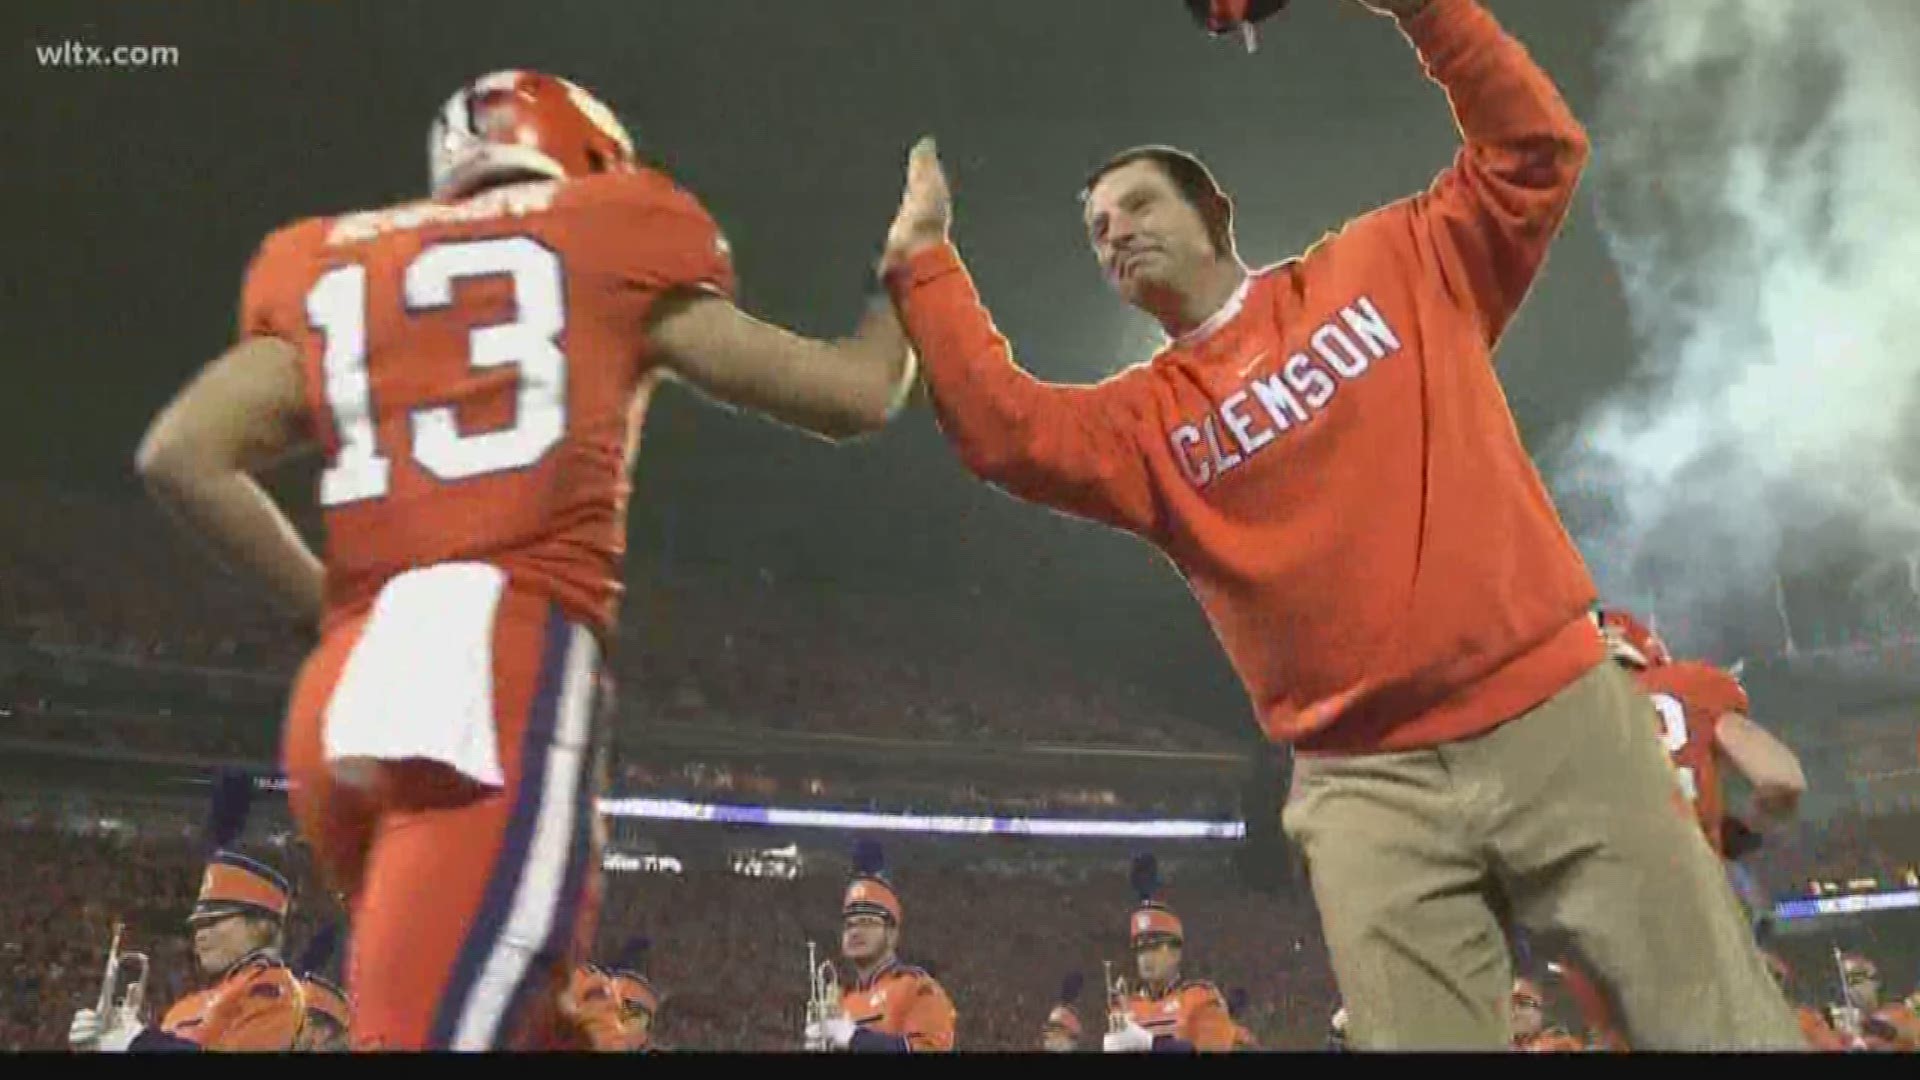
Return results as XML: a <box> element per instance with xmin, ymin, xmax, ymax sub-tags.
<box><xmin>2</xmin><ymin>482</ymin><xmax>1914</xmax><ymax>1048</ymax></box>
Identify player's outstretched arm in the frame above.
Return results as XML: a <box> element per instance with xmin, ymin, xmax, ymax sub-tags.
<box><xmin>136</xmin><ymin>336</ymin><xmax>324</xmax><ymax>625</ymax></box>
<box><xmin>880</xmin><ymin>139</ymin><xmax>1160</xmax><ymax>537</ymax></box>
<box><xmin>1715</xmin><ymin>713</ymin><xmax>1807</xmax><ymax>825</ymax></box>
<box><xmin>1378</xmin><ymin>0</ymin><xmax>1590</xmax><ymax>347</ymax></box>
<box><xmin>647</xmin><ymin>289</ymin><xmax>914</xmax><ymax>444</ymax></box>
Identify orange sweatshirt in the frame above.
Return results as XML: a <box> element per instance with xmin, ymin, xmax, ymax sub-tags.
<box><xmin>888</xmin><ymin>0</ymin><xmax>1597</xmax><ymax>752</ymax></box>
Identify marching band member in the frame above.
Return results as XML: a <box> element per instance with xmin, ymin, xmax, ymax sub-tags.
<box><xmin>70</xmin><ymin>773</ymin><xmax>304</xmax><ymax>1052</ymax></box>
<box><xmin>1103</xmin><ymin>854</ymin><xmax>1235</xmax><ymax>1052</ymax></box>
<box><xmin>564</xmin><ymin>961</ymin><xmax>625</xmax><ymax>1051</ymax></box>
<box><xmin>293</xmin><ymin>924</ymin><xmax>351</xmax><ymax>1052</ymax></box>
<box><xmin>805</xmin><ymin>840</ymin><xmax>956</xmax><ymax>1052</ymax></box>
<box><xmin>1041</xmin><ymin>973</ymin><xmax>1086</xmax><ymax>1052</ymax></box>
<box><xmin>1829</xmin><ymin>953</ymin><xmax>1920</xmax><ymax>1052</ymax></box>
<box><xmin>606</xmin><ymin>938</ymin><xmax>663</xmax><ymax>1052</ymax></box>
<box><xmin>1757</xmin><ymin>952</ymin><xmax>1849</xmax><ymax>1052</ymax></box>
<box><xmin>295</xmin><ymin>973</ymin><xmax>352</xmax><ymax>1053</ymax></box>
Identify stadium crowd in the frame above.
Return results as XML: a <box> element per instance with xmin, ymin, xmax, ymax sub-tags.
<box><xmin>0</xmin><ymin>485</ymin><xmax>1235</xmax><ymax>755</ymax></box>
<box><xmin>3</xmin><ymin>794</ymin><xmax>1915</xmax><ymax>1052</ymax></box>
<box><xmin>3</xmin><ymin>485</ymin><xmax>1915</xmax><ymax>1050</ymax></box>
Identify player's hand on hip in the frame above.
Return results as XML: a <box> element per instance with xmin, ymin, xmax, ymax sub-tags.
<box><xmin>881</xmin><ymin>137</ymin><xmax>952</xmax><ymax>274</ymax></box>
<box><xmin>1353</xmin><ymin>0</ymin><xmax>1432</xmax><ymax>17</ymax></box>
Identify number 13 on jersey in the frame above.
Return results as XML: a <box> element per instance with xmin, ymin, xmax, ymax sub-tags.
<box><xmin>305</xmin><ymin>236</ymin><xmax>568</xmax><ymax>507</ymax></box>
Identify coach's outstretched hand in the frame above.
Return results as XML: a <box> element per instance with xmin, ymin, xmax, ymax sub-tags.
<box><xmin>881</xmin><ymin>137</ymin><xmax>951</xmax><ymax>274</ymax></box>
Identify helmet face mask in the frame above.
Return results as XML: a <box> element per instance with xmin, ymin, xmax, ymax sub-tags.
<box><xmin>428</xmin><ymin>71</ymin><xmax>636</xmax><ymax>200</ymax></box>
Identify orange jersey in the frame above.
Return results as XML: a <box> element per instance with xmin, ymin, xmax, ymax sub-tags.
<box><xmin>1124</xmin><ymin>980</ymin><xmax>1237</xmax><ymax>1052</ymax></box>
<box><xmin>158</xmin><ymin>988</ymin><xmax>214</xmax><ymax>1035</ymax></box>
<box><xmin>1231</xmin><ymin>1022</ymin><xmax>1259</xmax><ymax>1050</ymax></box>
<box><xmin>840</xmin><ymin>961</ymin><xmax>956</xmax><ymax>1052</ymax></box>
<box><xmin>1635</xmin><ymin>660</ymin><xmax>1746</xmax><ymax>853</ymax></box>
<box><xmin>887</xmin><ymin>0</ymin><xmax>1596</xmax><ymax>752</ymax></box>
<box><xmin>239</xmin><ymin>169</ymin><xmax>735</xmax><ymax>635</ymax></box>
<box><xmin>157</xmin><ymin>951</ymin><xmax>305</xmax><ymax>1051</ymax></box>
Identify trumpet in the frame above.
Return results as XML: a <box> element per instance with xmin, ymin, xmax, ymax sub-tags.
<box><xmin>96</xmin><ymin>922</ymin><xmax>151</xmax><ymax>1023</ymax></box>
<box><xmin>1104</xmin><ymin>960</ymin><xmax>1130</xmax><ymax>1034</ymax></box>
<box><xmin>805</xmin><ymin>941</ymin><xmax>842</xmax><ymax>1049</ymax></box>
<box><xmin>1829</xmin><ymin>947</ymin><xmax>1865</xmax><ymax>1044</ymax></box>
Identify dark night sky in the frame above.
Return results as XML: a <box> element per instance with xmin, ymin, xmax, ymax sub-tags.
<box><xmin>5</xmin><ymin>1</ymin><xmax>1638</xmax><ymax>731</ymax></box>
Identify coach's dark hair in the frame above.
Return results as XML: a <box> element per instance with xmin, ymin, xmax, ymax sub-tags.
<box><xmin>1081</xmin><ymin>145</ymin><xmax>1235</xmax><ymax>259</ymax></box>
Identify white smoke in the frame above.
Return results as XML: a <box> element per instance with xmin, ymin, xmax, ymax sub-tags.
<box><xmin>1560</xmin><ymin>0</ymin><xmax>1920</xmax><ymax>652</ymax></box>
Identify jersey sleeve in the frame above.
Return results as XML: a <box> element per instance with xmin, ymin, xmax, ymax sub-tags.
<box><xmin>887</xmin><ymin>242</ymin><xmax>1165</xmax><ymax>537</ymax></box>
<box><xmin>237</xmin><ymin>221</ymin><xmax>319</xmax><ymax>341</ymax></box>
<box><xmin>901</xmin><ymin>975</ymin><xmax>957</xmax><ymax>1052</ymax></box>
<box><xmin>1376</xmin><ymin>0</ymin><xmax>1590</xmax><ymax>351</ymax></box>
<box><xmin>1182</xmin><ymin>984</ymin><xmax>1238</xmax><ymax>1052</ymax></box>
<box><xmin>1685</xmin><ymin>665</ymin><xmax>1751</xmax><ymax>718</ymax></box>
<box><xmin>599</xmin><ymin>175</ymin><xmax>738</xmax><ymax>303</ymax></box>
<box><xmin>158</xmin><ymin>990</ymin><xmax>209</xmax><ymax>1038</ymax></box>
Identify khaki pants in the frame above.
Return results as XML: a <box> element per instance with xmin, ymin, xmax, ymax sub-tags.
<box><xmin>1282</xmin><ymin>661</ymin><xmax>1805</xmax><ymax>1050</ymax></box>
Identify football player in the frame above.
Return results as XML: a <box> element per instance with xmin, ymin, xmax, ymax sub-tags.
<box><xmin>137</xmin><ymin>70</ymin><xmax>915</xmax><ymax>1050</ymax></box>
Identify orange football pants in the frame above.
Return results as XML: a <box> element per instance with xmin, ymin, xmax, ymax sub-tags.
<box><xmin>283</xmin><ymin>586</ymin><xmax>606</xmax><ymax>1051</ymax></box>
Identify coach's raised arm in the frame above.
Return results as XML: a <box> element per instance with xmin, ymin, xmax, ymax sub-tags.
<box><xmin>1389</xmin><ymin>0</ymin><xmax>1590</xmax><ymax>344</ymax></box>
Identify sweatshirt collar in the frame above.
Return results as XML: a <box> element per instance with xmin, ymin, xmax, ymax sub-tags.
<box><xmin>1171</xmin><ymin>272</ymin><xmax>1254</xmax><ymax>348</ymax></box>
